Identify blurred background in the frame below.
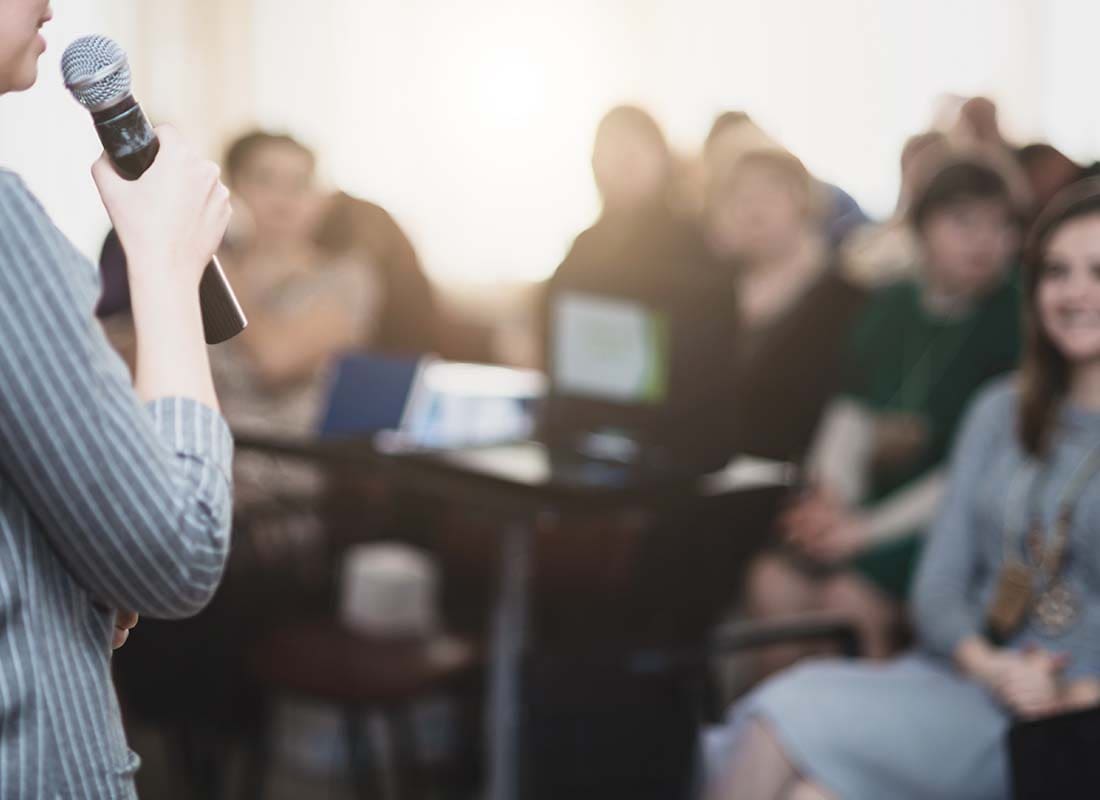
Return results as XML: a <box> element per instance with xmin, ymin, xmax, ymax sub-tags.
<box><xmin>6</xmin><ymin>0</ymin><xmax>1100</xmax><ymax>284</ymax></box>
<box><xmin>6</xmin><ymin>1</ymin><xmax>1100</xmax><ymax>798</ymax></box>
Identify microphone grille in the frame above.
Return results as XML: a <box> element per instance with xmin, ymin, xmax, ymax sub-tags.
<box><xmin>61</xmin><ymin>35</ymin><xmax>132</xmax><ymax>112</ymax></box>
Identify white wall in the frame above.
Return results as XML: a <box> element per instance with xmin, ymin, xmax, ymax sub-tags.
<box><xmin>638</xmin><ymin>0</ymin><xmax>1045</xmax><ymax>213</ymax></box>
<box><xmin>3</xmin><ymin>0</ymin><xmax>1096</xmax><ymax>280</ymax></box>
<box><xmin>251</xmin><ymin>0</ymin><xmax>650</xmax><ymax>284</ymax></box>
<box><xmin>251</xmin><ymin>0</ymin><xmax>1062</xmax><ymax>283</ymax></box>
<box><xmin>0</xmin><ymin>0</ymin><xmax>137</xmax><ymax>259</ymax></box>
<box><xmin>1040</xmin><ymin>0</ymin><xmax>1100</xmax><ymax>165</ymax></box>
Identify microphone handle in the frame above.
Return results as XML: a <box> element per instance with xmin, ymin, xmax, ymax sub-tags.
<box><xmin>93</xmin><ymin>97</ymin><xmax>247</xmax><ymax>344</ymax></box>
<box><xmin>199</xmin><ymin>255</ymin><xmax>248</xmax><ymax>344</ymax></box>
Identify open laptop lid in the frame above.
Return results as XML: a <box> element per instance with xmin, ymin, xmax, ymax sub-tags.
<box><xmin>317</xmin><ymin>352</ymin><xmax>543</xmax><ymax>449</ymax></box>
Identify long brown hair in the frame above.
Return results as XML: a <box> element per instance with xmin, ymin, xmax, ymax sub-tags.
<box><xmin>1019</xmin><ymin>177</ymin><xmax>1100</xmax><ymax>455</ymax></box>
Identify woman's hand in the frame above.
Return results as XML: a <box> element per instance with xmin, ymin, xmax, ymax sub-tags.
<box><xmin>92</xmin><ymin>125</ymin><xmax>225</xmax><ymax>408</ymax></box>
<box><xmin>989</xmin><ymin>647</ymin><xmax>1068</xmax><ymax>719</ymax></box>
<box><xmin>112</xmin><ymin>610</ymin><xmax>139</xmax><ymax>651</ymax></box>
<box><xmin>782</xmin><ymin>487</ymin><xmax>871</xmax><ymax>564</ymax></box>
<box><xmin>92</xmin><ymin>124</ymin><xmax>231</xmax><ymax>291</ymax></box>
<box><xmin>1058</xmin><ymin>678</ymin><xmax>1100</xmax><ymax>713</ymax></box>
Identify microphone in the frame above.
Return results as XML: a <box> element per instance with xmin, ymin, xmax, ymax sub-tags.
<box><xmin>60</xmin><ymin>35</ymin><xmax>247</xmax><ymax>345</ymax></box>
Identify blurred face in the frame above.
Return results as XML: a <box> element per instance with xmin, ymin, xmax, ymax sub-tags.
<box><xmin>706</xmin><ymin>163</ymin><xmax>807</xmax><ymax>263</ymax></box>
<box><xmin>592</xmin><ymin>122</ymin><xmax>667</xmax><ymax>211</ymax></box>
<box><xmin>0</xmin><ymin>0</ymin><xmax>51</xmax><ymax>94</ymax></box>
<box><xmin>1038</xmin><ymin>213</ymin><xmax>1100</xmax><ymax>367</ymax></box>
<box><xmin>229</xmin><ymin>142</ymin><xmax>319</xmax><ymax>245</ymax></box>
<box><xmin>920</xmin><ymin>198</ymin><xmax>1015</xmax><ymax>298</ymax></box>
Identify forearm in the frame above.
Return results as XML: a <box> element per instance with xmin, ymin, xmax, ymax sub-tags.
<box><xmin>129</xmin><ymin>265</ymin><xmax>219</xmax><ymax>410</ymax></box>
<box><xmin>1061</xmin><ymin>678</ymin><xmax>1100</xmax><ymax>711</ymax></box>
<box><xmin>865</xmin><ymin>470</ymin><xmax>946</xmax><ymax>544</ymax></box>
<box><xmin>807</xmin><ymin>398</ymin><xmax>873</xmax><ymax>505</ymax></box>
<box><xmin>955</xmin><ymin>635</ymin><xmax>1004</xmax><ymax>686</ymax></box>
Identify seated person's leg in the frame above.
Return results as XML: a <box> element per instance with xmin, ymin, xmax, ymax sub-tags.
<box><xmin>743</xmin><ymin>553</ymin><xmax>827</xmax><ymax>677</ymax></box>
<box><xmin>708</xmin><ymin>655</ymin><xmax>1012</xmax><ymax>800</ymax></box>
<box><xmin>706</xmin><ymin>716</ymin><xmax>799</xmax><ymax>800</ymax></box>
<box><xmin>818</xmin><ymin>572</ymin><xmax>900</xmax><ymax>659</ymax></box>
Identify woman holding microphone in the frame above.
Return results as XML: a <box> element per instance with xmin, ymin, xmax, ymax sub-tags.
<box><xmin>0</xmin><ymin>3</ymin><xmax>234</xmax><ymax>797</ymax></box>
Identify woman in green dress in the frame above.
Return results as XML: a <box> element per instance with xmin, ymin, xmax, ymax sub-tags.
<box><xmin>747</xmin><ymin>158</ymin><xmax>1022</xmax><ymax>660</ymax></box>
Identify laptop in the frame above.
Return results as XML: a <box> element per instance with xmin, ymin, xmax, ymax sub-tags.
<box><xmin>415</xmin><ymin>279</ymin><xmax>738</xmax><ymax>490</ymax></box>
<box><xmin>316</xmin><ymin>353</ymin><xmax>544</xmax><ymax>449</ymax></box>
<box><xmin>317</xmin><ymin>267</ymin><xmax>737</xmax><ymax>488</ymax></box>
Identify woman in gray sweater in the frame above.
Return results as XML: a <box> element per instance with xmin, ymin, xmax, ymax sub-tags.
<box><xmin>706</xmin><ymin>178</ymin><xmax>1100</xmax><ymax>800</ymax></box>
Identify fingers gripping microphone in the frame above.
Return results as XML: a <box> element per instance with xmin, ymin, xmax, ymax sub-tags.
<box><xmin>61</xmin><ymin>35</ymin><xmax>246</xmax><ymax>345</ymax></box>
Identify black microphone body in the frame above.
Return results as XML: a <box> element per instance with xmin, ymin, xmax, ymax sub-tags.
<box><xmin>63</xmin><ymin>37</ymin><xmax>247</xmax><ymax>345</ymax></box>
<box><xmin>91</xmin><ymin>95</ymin><xmax>160</xmax><ymax>180</ymax></box>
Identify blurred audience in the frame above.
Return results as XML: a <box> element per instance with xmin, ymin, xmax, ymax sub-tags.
<box><xmin>98</xmin><ymin>131</ymin><xmax>437</xmax><ymax>433</ymax></box>
<box><xmin>705</xmin><ymin>147</ymin><xmax>866</xmax><ymax>462</ymax></box>
<box><xmin>707</xmin><ymin>176</ymin><xmax>1100</xmax><ymax>800</ymax></box>
<box><xmin>108</xmin><ymin>132</ymin><xmax>440</xmax><ymax>789</ymax></box>
<box><xmin>704</xmin><ymin>111</ymin><xmax>869</xmax><ymax>248</ymax></box>
<box><xmin>842</xmin><ymin>130</ymin><xmax>950</xmax><ymax>286</ymax></box>
<box><xmin>214</xmin><ymin>131</ymin><xmax>373</xmax><ymax>432</ymax></box>
<box><xmin>92</xmin><ymin>91</ymin><xmax>1098</xmax><ymax>797</ymax></box>
<box><xmin>747</xmin><ymin>159</ymin><xmax>1022</xmax><ymax>663</ymax></box>
<box><xmin>539</xmin><ymin>105</ymin><xmax>716</xmax><ymax>363</ymax></box>
<box><xmin>216</xmin><ymin>130</ymin><xmax>435</xmax><ymax>433</ymax></box>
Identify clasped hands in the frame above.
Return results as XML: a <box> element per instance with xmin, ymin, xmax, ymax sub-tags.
<box><xmin>780</xmin><ymin>485</ymin><xmax>871</xmax><ymax>565</ymax></box>
<box><xmin>978</xmin><ymin>646</ymin><xmax>1099</xmax><ymax>720</ymax></box>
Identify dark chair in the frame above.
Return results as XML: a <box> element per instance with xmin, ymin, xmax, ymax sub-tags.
<box><xmin>236</xmin><ymin>353</ymin><xmax>480</xmax><ymax>799</ymax></box>
<box><xmin>247</xmin><ymin>624</ymin><xmax>475</xmax><ymax>800</ymax></box>
<box><xmin>115</xmin><ymin>352</ymin><xmax>475</xmax><ymax>800</ymax></box>
<box><xmin>504</xmin><ymin>482</ymin><xmax>861</xmax><ymax>800</ymax></box>
<box><xmin>1009</xmin><ymin>704</ymin><xmax>1100</xmax><ymax>800</ymax></box>
<box><xmin>518</xmin><ymin>615</ymin><xmax>861</xmax><ymax>800</ymax></box>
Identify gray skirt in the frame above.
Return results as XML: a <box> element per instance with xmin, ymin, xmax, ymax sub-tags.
<box><xmin>706</xmin><ymin>654</ymin><xmax>1013</xmax><ymax>800</ymax></box>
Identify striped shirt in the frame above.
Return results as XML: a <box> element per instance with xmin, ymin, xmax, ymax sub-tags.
<box><xmin>0</xmin><ymin>170</ymin><xmax>233</xmax><ymax>797</ymax></box>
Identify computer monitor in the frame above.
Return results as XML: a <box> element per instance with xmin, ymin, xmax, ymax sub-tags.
<box><xmin>542</xmin><ymin>279</ymin><xmax>738</xmax><ymax>475</ymax></box>
<box><xmin>552</xmin><ymin>292</ymin><xmax>670</xmax><ymax>407</ymax></box>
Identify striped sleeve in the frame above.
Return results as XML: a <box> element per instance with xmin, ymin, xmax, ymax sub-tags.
<box><xmin>0</xmin><ymin>170</ymin><xmax>233</xmax><ymax>619</ymax></box>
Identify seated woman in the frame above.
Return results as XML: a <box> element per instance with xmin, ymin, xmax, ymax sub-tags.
<box><xmin>98</xmin><ymin>131</ymin><xmax>436</xmax><ymax>422</ymax></box>
<box><xmin>217</xmin><ymin>130</ymin><xmax>404</xmax><ymax>433</ymax></box>
<box><xmin>703</xmin><ymin>112</ymin><xmax>868</xmax><ymax>248</ymax></box>
<box><xmin>748</xmin><ymin>159</ymin><xmax>1021</xmax><ymax>661</ymax></box>
<box><xmin>707</xmin><ymin>177</ymin><xmax>1100</xmax><ymax>800</ymax></box>
<box><xmin>704</xmin><ymin>147</ymin><xmax>866</xmax><ymax>461</ymax></box>
<box><xmin>538</xmin><ymin>105</ymin><xmax>717</xmax><ymax>363</ymax></box>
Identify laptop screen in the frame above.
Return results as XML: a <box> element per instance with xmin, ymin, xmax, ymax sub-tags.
<box><xmin>551</xmin><ymin>291</ymin><xmax>670</xmax><ymax>406</ymax></box>
<box><xmin>318</xmin><ymin>354</ymin><xmax>543</xmax><ymax>449</ymax></box>
<box><xmin>401</xmin><ymin>361</ymin><xmax>544</xmax><ymax>449</ymax></box>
